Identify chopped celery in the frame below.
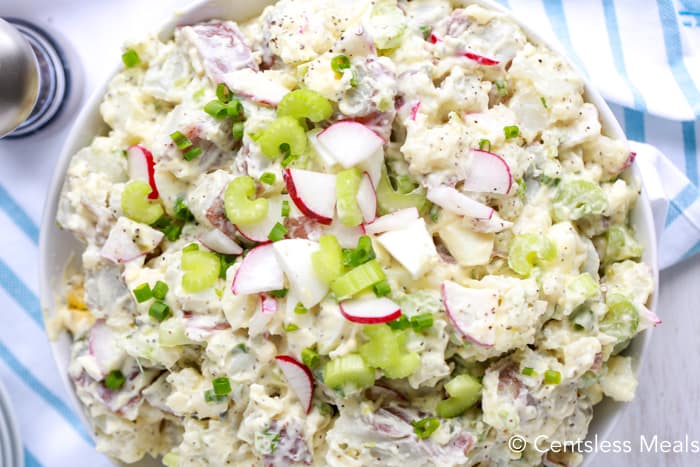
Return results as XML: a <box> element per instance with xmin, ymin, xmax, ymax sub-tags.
<box><xmin>258</xmin><ymin>116</ymin><xmax>307</xmax><ymax>159</ymax></box>
<box><xmin>359</xmin><ymin>325</ymin><xmax>420</xmax><ymax>379</ymax></box>
<box><xmin>324</xmin><ymin>354</ymin><xmax>375</xmax><ymax>391</ymax></box>
<box><xmin>159</xmin><ymin>319</ymin><xmax>191</xmax><ymax>347</ymax></box>
<box><xmin>330</xmin><ymin>260</ymin><xmax>386</xmax><ymax>299</ymax></box>
<box><xmin>336</xmin><ymin>168</ymin><xmax>364</xmax><ymax>227</ymax></box>
<box><xmin>277</xmin><ymin>89</ymin><xmax>333</xmax><ymax>123</ymax></box>
<box><xmin>383</xmin><ymin>352</ymin><xmax>421</xmax><ymax>379</ymax></box>
<box><xmin>508</xmin><ymin>233</ymin><xmax>557</xmax><ymax>276</ymax></box>
<box><xmin>224</xmin><ymin>176</ymin><xmax>269</xmax><ymax>226</ymax></box>
<box><xmin>121</xmin><ymin>180</ymin><xmax>164</xmax><ymax>225</ymax></box>
<box><xmin>376</xmin><ymin>166</ymin><xmax>427</xmax><ymax>215</ymax></box>
<box><xmin>368</xmin><ymin>0</ymin><xmax>407</xmax><ymax>50</ymax></box>
<box><xmin>605</xmin><ymin>225</ymin><xmax>643</xmax><ymax>263</ymax></box>
<box><xmin>436</xmin><ymin>374</ymin><xmax>482</xmax><ymax>418</ymax></box>
<box><xmin>570</xmin><ymin>306</ymin><xmax>595</xmax><ymax>331</ymax></box>
<box><xmin>311</xmin><ymin>235</ymin><xmax>345</xmax><ymax>284</ymax></box>
<box><xmin>552</xmin><ymin>179</ymin><xmax>608</xmax><ymax>222</ymax></box>
<box><xmin>600</xmin><ymin>294</ymin><xmax>639</xmax><ymax>342</ymax></box>
<box><xmin>181</xmin><ymin>249</ymin><xmax>220</xmax><ymax>293</ymax></box>
<box><xmin>162</xmin><ymin>451</ymin><xmax>180</xmax><ymax>467</ymax></box>
<box><xmin>567</xmin><ymin>273</ymin><xmax>600</xmax><ymax>302</ymax></box>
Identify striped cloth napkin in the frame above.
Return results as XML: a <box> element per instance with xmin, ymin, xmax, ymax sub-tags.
<box><xmin>0</xmin><ymin>1</ymin><xmax>698</xmax><ymax>466</ymax></box>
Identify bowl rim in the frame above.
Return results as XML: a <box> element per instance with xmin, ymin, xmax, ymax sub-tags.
<box><xmin>39</xmin><ymin>0</ymin><xmax>659</xmax><ymax>465</ymax></box>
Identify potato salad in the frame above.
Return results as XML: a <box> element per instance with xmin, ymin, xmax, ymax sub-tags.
<box><xmin>53</xmin><ymin>0</ymin><xmax>656</xmax><ymax>465</ymax></box>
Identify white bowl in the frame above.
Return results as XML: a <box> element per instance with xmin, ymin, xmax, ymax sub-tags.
<box><xmin>39</xmin><ymin>1</ymin><xmax>659</xmax><ymax>465</ymax></box>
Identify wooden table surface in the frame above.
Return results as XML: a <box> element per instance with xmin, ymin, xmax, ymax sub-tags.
<box><xmin>595</xmin><ymin>257</ymin><xmax>700</xmax><ymax>466</ymax></box>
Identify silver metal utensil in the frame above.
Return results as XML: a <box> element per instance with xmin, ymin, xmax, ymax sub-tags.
<box><xmin>0</xmin><ymin>17</ymin><xmax>39</xmax><ymax>138</ymax></box>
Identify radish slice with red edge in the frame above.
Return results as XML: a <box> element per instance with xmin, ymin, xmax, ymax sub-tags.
<box><xmin>356</xmin><ymin>172</ymin><xmax>377</xmax><ymax>223</ymax></box>
<box><xmin>365</xmin><ymin>207</ymin><xmax>419</xmax><ymax>235</ymax></box>
<box><xmin>231</xmin><ymin>243</ymin><xmax>284</xmax><ymax>295</ymax></box>
<box><xmin>316</xmin><ymin>121</ymin><xmax>384</xmax><ymax>168</ymax></box>
<box><xmin>127</xmin><ymin>145</ymin><xmax>159</xmax><ymax>200</ymax></box>
<box><xmin>199</xmin><ymin>229</ymin><xmax>243</xmax><ymax>255</ymax></box>
<box><xmin>463</xmin><ymin>149</ymin><xmax>513</xmax><ymax>195</ymax></box>
<box><xmin>339</xmin><ymin>296</ymin><xmax>402</xmax><ymax>324</ymax></box>
<box><xmin>427</xmin><ymin>186</ymin><xmax>494</xmax><ymax>220</ymax></box>
<box><xmin>260</xmin><ymin>293</ymin><xmax>278</xmax><ymax>314</ymax></box>
<box><xmin>463</xmin><ymin>51</ymin><xmax>499</xmax><ymax>66</ymax></box>
<box><xmin>441</xmin><ymin>280</ymin><xmax>498</xmax><ymax>347</ymax></box>
<box><xmin>283</xmin><ymin>168</ymin><xmax>336</xmax><ymax>225</ymax></box>
<box><xmin>275</xmin><ymin>355</ymin><xmax>314</xmax><ymax>414</ymax></box>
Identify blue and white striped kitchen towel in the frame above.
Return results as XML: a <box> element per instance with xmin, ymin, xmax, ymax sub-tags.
<box><xmin>0</xmin><ymin>0</ymin><xmax>699</xmax><ymax>466</ymax></box>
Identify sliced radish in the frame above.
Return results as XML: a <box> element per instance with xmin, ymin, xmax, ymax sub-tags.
<box><xmin>375</xmin><ymin>219</ymin><xmax>438</xmax><ymax>279</ymax></box>
<box><xmin>223</xmin><ymin>68</ymin><xmax>289</xmax><ymax>106</ymax></box>
<box><xmin>272</xmin><ymin>239</ymin><xmax>328</xmax><ymax>309</ymax></box>
<box><xmin>89</xmin><ymin>321</ymin><xmax>126</xmax><ymax>374</ymax></box>
<box><xmin>249</xmin><ymin>294</ymin><xmax>278</xmax><ymax>337</ymax></box>
<box><xmin>365</xmin><ymin>207</ymin><xmax>419</xmax><ymax>235</ymax></box>
<box><xmin>275</xmin><ymin>355</ymin><xmax>314</xmax><ymax>414</ymax></box>
<box><xmin>308</xmin><ymin>129</ymin><xmax>339</xmax><ymax>168</ymax></box>
<box><xmin>260</xmin><ymin>293</ymin><xmax>278</xmax><ymax>314</ymax></box>
<box><xmin>317</xmin><ymin>121</ymin><xmax>384</xmax><ymax>168</ymax></box>
<box><xmin>184</xmin><ymin>315</ymin><xmax>231</xmax><ymax>341</ymax></box>
<box><xmin>356</xmin><ymin>172</ymin><xmax>377</xmax><ymax>223</ymax></box>
<box><xmin>619</xmin><ymin>151</ymin><xmax>637</xmax><ymax>172</ymax></box>
<box><xmin>429</xmin><ymin>33</ymin><xmax>441</xmax><ymax>44</ymax></box>
<box><xmin>283</xmin><ymin>169</ymin><xmax>336</xmax><ymax>225</ymax></box>
<box><xmin>463</xmin><ymin>51</ymin><xmax>499</xmax><ymax>66</ymax></box>
<box><xmin>199</xmin><ymin>228</ymin><xmax>243</xmax><ymax>255</ymax></box>
<box><xmin>441</xmin><ymin>280</ymin><xmax>498</xmax><ymax>347</ymax></box>
<box><xmin>127</xmin><ymin>145</ymin><xmax>158</xmax><ymax>199</ymax></box>
<box><xmin>232</xmin><ymin>243</ymin><xmax>285</xmax><ymax>295</ymax></box>
<box><xmin>639</xmin><ymin>304</ymin><xmax>662</xmax><ymax>327</ymax></box>
<box><xmin>357</xmin><ymin>148</ymin><xmax>384</xmax><ymax>188</ymax></box>
<box><xmin>339</xmin><ymin>296</ymin><xmax>402</xmax><ymax>324</ymax></box>
<box><xmin>427</xmin><ymin>186</ymin><xmax>494</xmax><ymax>220</ymax></box>
<box><xmin>410</xmin><ymin>101</ymin><xmax>421</xmax><ymax>121</ymax></box>
<box><xmin>469</xmin><ymin>214</ymin><xmax>513</xmax><ymax>233</ymax></box>
<box><xmin>463</xmin><ymin>149</ymin><xmax>513</xmax><ymax>195</ymax></box>
<box><xmin>236</xmin><ymin>197</ymin><xmax>285</xmax><ymax>242</ymax></box>
<box><xmin>324</xmin><ymin>219</ymin><xmax>366</xmax><ymax>248</ymax></box>
<box><xmin>101</xmin><ymin>217</ymin><xmax>163</xmax><ymax>264</ymax></box>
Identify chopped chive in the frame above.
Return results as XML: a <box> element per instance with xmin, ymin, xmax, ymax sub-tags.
<box><xmin>267</xmin><ymin>222</ymin><xmax>288</xmax><ymax>242</ymax></box>
<box><xmin>216</xmin><ymin>83</ymin><xmax>232</xmax><ymax>103</ymax></box>
<box><xmin>429</xmin><ymin>204</ymin><xmax>440</xmax><ymax>223</ymax></box>
<box><xmin>387</xmin><ymin>315</ymin><xmax>411</xmax><ymax>331</ymax></box>
<box><xmin>410</xmin><ymin>313</ymin><xmax>433</xmax><ymax>332</ymax></box>
<box><xmin>342</xmin><ymin>236</ymin><xmax>375</xmax><ymax>268</ymax></box>
<box><xmin>232</xmin><ymin>121</ymin><xmax>245</xmax><ymax>141</ymax></box>
<box><xmin>269</xmin><ymin>288</ymin><xmax>289</xmax><ymax>298</ymax></box>
<box><xmin>419</xmin><ymin>25</ymin><xmax>432</xmax><ymax>40</ymax></box>
<box><xmin>212</xmin><ymin>377</ymin><xmax>231</xmax><ymax>396</ymax></box>
<box><xmin>331</xmin><ymin>54</ymin><xmax>351</xmax><ymax>74</ymax></box>
<box><xmin>478</xmin><ymin>139</ymin><xmax>491</xmax><ymax>152</ymax></box>
<box><xmin>284</xmin><ymin>323</ymin><xmax>299</xmax><ymax>332</ymax></box>
<box><xmin>372</xmin><ymin>280</ymin><xmax>391</xmax><ymax>297</ymax></box>
<box><xmin>170</xmin><ymin>131</ymin><xmax>192</xmax><ymax>150</ymax></box>
<box><xmin>540</xmin><ymin>96</ymin><xmax>548</xmax><ymax>108</ymax></box>
<box><xmin>225</xmin><ymin>100</ymin><xmax>244</xmax><ymax>120</ymax></box>
<box><xmin>301</xmin><ymin>347</ymin><xmax>320</xmax><ymax>369</ymax></box>
<box><xmin>544</xmin><ymin>369</ymin><xmax>561</xmax><ymax>385</ymax></box>
<box><xmin>504</xmin><ymin>125</ymin><xmax>520</xmax><ymax>139</ymax></box>
<box><xmin>219</xmin><ymin>255</ymin><xmax>237</xmax><ymax>279</ymax></box>
<box><xmin>133</xmin><ymin>283</ymin><xmax>152</xmax><ymax>303</ymax></box>
<box><xmin>281</xmin><ymin>200</ymin><xmax>290</xmax><ymax>217</ymax></box>
<box><xmin>183</xmin><ymin>146</ymin><xmax>203</xmax><ymax>161</ymax></box>
<box><xmin>521</xmin><ymin>367</ymin><xmax>538</xmax><ymax>377</ymax></box>
<box><xmin>294</xmin><ymin>302</ymin><xmax>308</xmax><ymax>315</ymax></box>
<box><xmin>411</xmin><ymin>417</ymin><xmax>440</xmax><ymax>439</ymax></box>
<box><xmin>260</xmin><ymin>172</ymin><xmax>276</xmax><ymax>185</ymax></box>
<box><xmin>163</xmin><ymin>223</ymin><xmax>183</xmax><ymax>241</ymax></box>
<box><xmin>121</xmin><ymin>49</ymin><xmax>140</xmax><ymax>68</ymax></box>
<box><xmin>183</xmin><ymin>243</ymin><xmax>199</xmax><ymax>253</ymax></box>
<box><xmin>349</xmin><ymin>71</ymin><xmax>359</xmax><ymax>88</ymax></box>
<box><xmin>152</xmin><ymin>281</ymin><xmax>169</xmax><ymax>300</ymax></box>
<box><xmin>204</xmin><ymin>388</ymin><xmax>227</xmax><ymax>403</ymax></box>
<box><xmin>495</xmin><ymin>79</ymin><xmax>508</xmax><ymax>97</ymax></box>
<box><xmin>149</xmin><ymin>301</ymin><xmax>171</xmax><ymax>322</ymax></box>
<box><xmin>104</xmin><ymin>369</ymin><xmax>126</xmax><ymax>390</ymax></box>
<box><xmin>204</xmin><ymin>100</ymin><xmax>229</xmax><ymax>119</ymax></box>
<box><xmin>236</xmin><ymin>343</ymin><xmax>248</xmax><ymax>353</ymax></box>
<box><xmin>174</xmin><ymin>197</ymin><xmax>194</xmax><ymax>222</ymax></box>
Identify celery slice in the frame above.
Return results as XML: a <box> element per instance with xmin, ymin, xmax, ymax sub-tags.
<box><xmin>508</xmin><ymin>233</ymin><xmax>557</xmax><ymax>276</ymax></box>
<box><xmin>330</xmin><ymin>260</ymin><xmax>386</xmax><ymax>299</ymax></box>
<box><xmin>436</xmin><ymin>396</ymin><xmax>470</xmax><ymax>419</ymax></box>
<box><xmin>323</xmin><ymin>354</ymin><xmax>375</xmax><ymax>390</ymax></box>
<box><xmin>552</xmin><ymin>179</ymin><xmax>607</xmax><ymax>222</ymax></box>
<box><xmin>359</xmin><ymin>325</ymin><xmax>420</xmax><ymax>379</ymax></box>
<box><xmin>258</xmin><ymin>116</ymin><xmax>307</xmax><ymax>159</ymax></box>
<box><xmin>436</xmin><ymin>374</ymin><xmax>482</xmax><ymax>418</ymax></box>
<box><xmin>311</xmin><ymin>235</ymin><xmax>345</xmax><ymax>284</ymax></box>
<box><xmin>159</xmin><ymin>319</ymin><xmax>192</xmax><ymax>347</ymax></box>
<box><xmin>336</xmin><ymin>168</ymin><xmax>363</xmax><ymax>227</ymax></box>
<box><xmin>383</xmin><ymin>352</ymin><xmax>421</xmax><ymax>379</ymax></box>
<box><xmin>605</xmin><ymin>225</ymin><xmax>643</xmax><ymax>264</ymax></box>
<box><xmin>376</xmin><ymin>166</ymin><xmax>427</xmax><ymax>215</ymax></box>
<box><xmin>121</xmin><ymin>180</ymin><xmax>164</xmax><ymax>225</ymax></box>
<box><xmin>181</xmin><ymin>249</ymin><xmax>220</xmax><ymax>293</ymax></box>
<box><xmin>224</xmin><ymin>176</ymin><xmax>269</xmax><ymax>226</ymax></box>
<box><xmin>277</xmin><ymin>89</ymin><xmax>333</xmax><ymax>122</ymax></box>
<box><xmin>600</xmin><ymin>294</ymin><xmax>639</xmax><ymax>342</ymax></box>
